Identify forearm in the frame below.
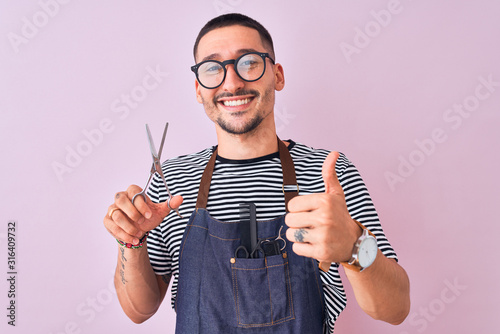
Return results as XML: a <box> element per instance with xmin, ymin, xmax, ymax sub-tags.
<box><xmin>114</xmin><ymin>241</ymin><xmax>162</xmax><ymax>323</ymax></box>
<box><xmin>344</xmin><ymin>250</ymin><xmax>410</xmax><ymax>325</ymax></box>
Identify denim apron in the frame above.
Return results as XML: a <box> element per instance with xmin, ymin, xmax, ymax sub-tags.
<box><xmin>175</xmin><ymin>139</ymin><xmax>325</xmax><ymax>333</ymax></box>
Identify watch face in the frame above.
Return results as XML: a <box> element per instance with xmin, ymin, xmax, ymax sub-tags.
<box><xmin>358</xmin><ymin>237</ymin><xmax>378</xmax><ymax>268</ymax></box>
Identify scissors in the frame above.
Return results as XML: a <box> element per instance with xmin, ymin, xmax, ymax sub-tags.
<box><xmin>132</xmin><ymin>122</ymin><xmax>183</xmax><ymax>218</ymax></box>
<box><xmin>234</xmin><ymin>239</ymin><xmax>268</xmax><ymax>259</ymax></box>
<box><xmin>258</xmin><ymin>226</ymin><xmax>287</xmax><ymax>257</ymax></box>
<box><xmin>234</xmin><ymin>226</ymin><xmax>287</xmax><ymax>259</ymax></box>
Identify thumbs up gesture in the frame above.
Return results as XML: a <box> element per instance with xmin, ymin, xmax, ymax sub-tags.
<box><xmin>285</xmin><ymin>151</ymin><xmax>362</xmax><ymax>268</ymax></box>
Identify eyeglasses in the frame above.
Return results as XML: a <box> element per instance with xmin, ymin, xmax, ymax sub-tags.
<box><xmin>191</xmin><ymin>52</ymin><xmax>275</xmax><ymax>89</ymax></box>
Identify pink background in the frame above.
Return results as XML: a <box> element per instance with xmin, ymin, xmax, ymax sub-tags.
<box><xmin>1</xmin><ymin>1</ymin><xmax>499</xmax><ymax>333</ymax></box>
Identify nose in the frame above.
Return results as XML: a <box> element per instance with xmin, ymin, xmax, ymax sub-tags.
<box><xmin>221</xmin><ymin>63</ymin><xmax>244</xmax><ymax>92</ymax></box>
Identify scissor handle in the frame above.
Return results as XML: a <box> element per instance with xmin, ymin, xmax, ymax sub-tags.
<box><xmin>250</xmin><ymin>239</ymin><xmax>269</xmax><ymax>259</ymax></box>
<box><xmin>131</xmin><ymin>192</ymin><xmax>147</xmax><ymax>204</ymax></box>
<box><xmin>276</xmin><ymin>225</ymin><xmax>286</xmax><ymax>251</ymax></box>
<box><xmin>234</xmin><ymin>245</ymin><xmax>249</xmax><ymax>259</ymax></box>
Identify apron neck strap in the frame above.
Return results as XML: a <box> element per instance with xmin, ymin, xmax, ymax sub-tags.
<box><xmin>195</xmin><ymin>137</ymin><xmax>299</xmax><ymax>212</ymax></box>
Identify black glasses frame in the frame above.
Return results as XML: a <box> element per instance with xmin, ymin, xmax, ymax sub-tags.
<box><xmin>191</xmin><ymin>52</ymin><xmax>275</xmax><ymax>89</ymax></box>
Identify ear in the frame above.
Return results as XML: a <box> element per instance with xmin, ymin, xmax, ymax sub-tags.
<box><xmin>195</xmin><ymin>79</ymin><xmax>203</xmax><ymax>104</ymax></box>
<box><xmin>274</xmin><ymin>63</ymin><xmax>285</xmax><ymax>91</ymax></box>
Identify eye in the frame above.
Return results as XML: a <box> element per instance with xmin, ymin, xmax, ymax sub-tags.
<box><xmin>206</xmin><ymin>65</ymin><xmax>220</xmax><ymax>72</ymax></box>
<box><xmin>239</xmin><ymin>60</ymin><xmax>259</xmax><ymax>70</ymax></box>
<box><xmin>240</xmin><ymin>59</ymin><xmax>257</xmax><ymax>67</ymax></box>
<box><xmin>200</xmin><ymin>62</ymin><xmax>222</xmax><ymax>75</ymax></box>
<box><xmin>238</xmin><ymin>55</ymin><xmax>261</xmax><ymax>69</ymax></box>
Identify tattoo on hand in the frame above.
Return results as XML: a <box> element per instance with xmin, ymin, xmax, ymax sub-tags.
<box><xmin>294</xmin><ymin>228</ymin><xmax>307</xmax><ymax>243</ymax></box>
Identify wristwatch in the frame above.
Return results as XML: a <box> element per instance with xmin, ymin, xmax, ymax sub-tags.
<box><xmin>341</xmin><ymin>220</ymin><xmax>378</xmax><ymax>272</ymax></box>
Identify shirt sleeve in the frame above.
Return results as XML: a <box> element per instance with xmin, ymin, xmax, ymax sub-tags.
<box><xmin>335</xmin><ymin>152</ymin><xmax>398</xmax><ymax>260</ymax></box>
<box><xmin>321</xmin><ymin>152</ymin><xmax>399</xmax><ymax>333</ymax></box>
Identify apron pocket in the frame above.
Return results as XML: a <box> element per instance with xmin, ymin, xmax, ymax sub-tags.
<box><xmin>231</xmin><ymin>252</ymin><xmax>294</xmax><ymax>328</ymax></box>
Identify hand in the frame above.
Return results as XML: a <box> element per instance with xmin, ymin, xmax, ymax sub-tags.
<box><xmin>285</xmin><ymin>152</ymin><xmax>362</xmax><ymax>265</ymax></box>
<box><xmin>103</xmin><ymin>185</ymin><xmax>183</xmax><ymax>245</ymax></box>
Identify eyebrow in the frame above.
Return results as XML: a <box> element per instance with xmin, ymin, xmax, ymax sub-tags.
<box><xmin>201</xmin><ymin>48</ymin><xmax>260</xmax><ymax>62</ymax></box>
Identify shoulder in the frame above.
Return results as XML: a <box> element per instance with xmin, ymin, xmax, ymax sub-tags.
<box><xmin>162</xmin><ymin>146</ymin><xmax>215</xmax><ymax>171</ymax></box>
<box><xmin>289</xmin><ymin>140</ymin><xmax>352</xmax><ymax>176</ymax></box>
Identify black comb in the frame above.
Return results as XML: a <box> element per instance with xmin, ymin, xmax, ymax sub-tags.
<box><xmin>239</xmin><ymin>202</ymin><xmax>257</xmax><ymax>252</ymax></box>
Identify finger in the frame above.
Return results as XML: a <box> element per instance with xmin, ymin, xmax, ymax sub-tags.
<box><xmin>291</xmin><ymin>240</ymin><xmax>332</xmax><ymax>265</ymax></box>
<box><xmin>103</xmin><ymin>214</ymin><xmax>144</xmax><ymax>244</ymax></box>
<box><xmin>148</xmin><ymin>195</ymin><xmax>184</xmax><ymax>221</ymax></box>
<box><xmin>322</xmin><ymin>151</ymin><xmax>343</xmax><ymax>195</ymax></box>
<box><xmin>108</xmin><ymin>207</ymin><xmax>121</xmax><ymax>220</ymax></box>
<box><xmin>285</xmin><ymin>211</ymin><xmax>317</xmax><ymax>229</ymax></box>
<box><xmin>291</xmin><ymin>242</ymin><xmax>315</xmax><ymax>258</ymax></box>
<box><xmin>169</xmin><ymin>195</ymin><xmax>183</xmax><ymax>210</ymax></box>
<box><xmin>126</xmin><ymin>185</ymin><xmax>152</xmax><ymax>220</ymax></box>
<box><xmin>286</xmin><ymin>227</ymin><xmax>315</xmax><ymax>244</ymax></box>
<box><xmin>106</xmin><ymin>205</ymin><xmax>145</xmax><ymax>238</ymax></box>
<box><xmin>115</xmin><ymin>192</ymin><xmax>145</xmax><ymax>224</ymax></box>
<box><xmin>130</xmin><ymin>193</ymin><xmax>152</xmax><ymax>221</ymax></box>
<box><xmin>112</xmin><ymin>209</ymin><xmax>146</xmax><ymax>239</ymax></box>
<box><xmin>287</xmin><ymin>193</ymin><xmax>331</xmax><ymax>213</ymax></box>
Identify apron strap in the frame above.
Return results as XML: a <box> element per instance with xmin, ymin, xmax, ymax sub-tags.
<box><xmin>278</xmin><ymin>138</ymin><xmax>299</xmax><ymax>212</ymax></box>
<box><xmin>195</xmin><ymin>137</ymin><xmax>299</xmax><ymax>212</ymax></box>
<box><xmin>195</xmin><ymin>147</ymin><xmax>218</xmax><ymax>210</ymax></box>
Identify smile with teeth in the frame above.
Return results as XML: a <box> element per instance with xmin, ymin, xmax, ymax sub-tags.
<box><xmin>222</xmin><ymin>98</ymin><xmax>251</xmax><ymax>107</ymax></box>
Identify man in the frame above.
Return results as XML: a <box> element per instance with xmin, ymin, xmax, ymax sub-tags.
<box><xmin>103</xmin><ymin>13</ymin><xmax>410</xmax><ymax>333</ymax></box>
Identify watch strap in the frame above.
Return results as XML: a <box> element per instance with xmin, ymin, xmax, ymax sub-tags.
<box><xmin>352</xmin><ymin>219</ymin><xmax>375</xmax><ymax>238</ymax></box>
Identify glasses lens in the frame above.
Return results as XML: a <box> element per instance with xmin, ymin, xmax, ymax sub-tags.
<box><xmin>198</xmin><ymin>61</ymin><xmax>224</xmax><ymax>88</ymax></box>
<box><xmin>236</xmin><ymin>54</ymin><xmax>265</xmax><ymax>81</ymax></box>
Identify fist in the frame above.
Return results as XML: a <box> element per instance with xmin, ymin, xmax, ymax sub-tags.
<box><xmin>103</xmin><ymin>185</ymin><xmax>183</xmax><ymax>245</ymax></box>
<box><xmin>285</xmin><ymin>152</ymin><xmax>362</xmax><ymax>267</ymax></box>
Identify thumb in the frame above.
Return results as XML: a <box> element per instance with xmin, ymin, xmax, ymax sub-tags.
<box><xmin>169</xmin><ymin>195</ymin><xmax>183</xmax><ymax>210</ymax></box>
<box><xmin>149</xmin><ymin>195</ymin><xmax>183</xmax><ymax>218</ymax></box>
<box><xmin>322</xmin><ymin>151</ymin><xmax>342</xmax><ymax>194</ymax></box>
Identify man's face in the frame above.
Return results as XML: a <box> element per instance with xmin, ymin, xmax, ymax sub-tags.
<box><xmin>195</xmin><ymin>25</ymin><xmax>284</xmax><ymax>136</ymax></box>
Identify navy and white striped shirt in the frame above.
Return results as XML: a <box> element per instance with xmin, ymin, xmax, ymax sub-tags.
<box><xmin>147</xmin><ymin>140</ymin><xmax>397</xmax><ymax>333</ymax></box>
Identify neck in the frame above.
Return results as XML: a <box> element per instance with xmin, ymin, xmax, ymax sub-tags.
<box><xmin>215</xmin><ymin>124</ymin><xmax>280</xmax><ymax>160</ymax></box>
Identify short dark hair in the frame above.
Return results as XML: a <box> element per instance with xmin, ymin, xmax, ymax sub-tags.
<box><xmin>193</xmin><ymin>13</ymin><xmax>275</xmax><ymax>61</ymax></box>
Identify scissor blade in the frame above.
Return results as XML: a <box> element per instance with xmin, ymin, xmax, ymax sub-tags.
<box><xmin>146</xmin><ymin>124</ymin><xmax>160</xmax><ymax>162</ymax></box>
<box><xmin>141</xmin><ymin>122</ymin><xmax>183</xmax><ymax>219</ymax></box>
<box><xmin>157</xmin><ymin>122</ymin><xmax>169</xmax><ymax>161</ymax></box>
